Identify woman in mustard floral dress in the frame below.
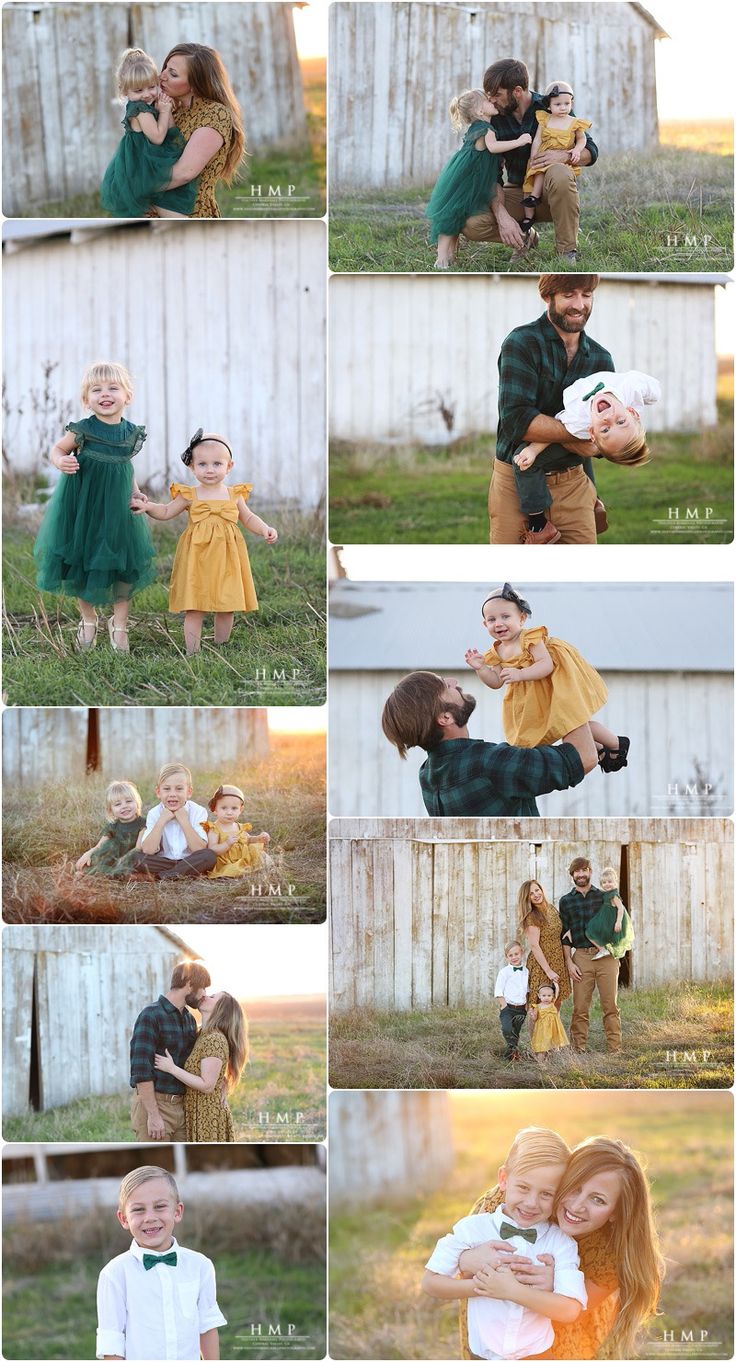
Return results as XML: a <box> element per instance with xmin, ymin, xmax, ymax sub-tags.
<box><xmin>155</xmin><ymin>44</ymin><xmax>246</xmax><ymax>217</ymax></box>
<box><xmin>155</xmin><ymin>992</ymin><xmax>248</xmax><ymax>1142</ymax></box>
<box><xmin>455</xmin><ymin>1136</ymin><xmax>664</xmax><ymax>1360</ymax></box>
<box><xmin>518</xmin><ymin>879</ymin><xmax>571</xmax><ymax>1019</ymax></box>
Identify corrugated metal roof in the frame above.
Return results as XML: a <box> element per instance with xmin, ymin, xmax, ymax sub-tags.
<box><xmin>329</xmin><ymin>581</ymin><xmax>733</xmax><ymax>672</ymax></box>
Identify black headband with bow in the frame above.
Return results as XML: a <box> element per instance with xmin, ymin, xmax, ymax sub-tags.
<box><xmin>543</xmin><ymin>84</ymin><xmax>574</xmax><ymax>109</ymax></box>
<box><xmin>181</xmin><ymin>428</ymin><xmax>233</xmax><ymax>466</ymax></box>
<box><xmin>481</xmin><ymin>582</ymin><xmax>532</xmax><ymax>617</ymax></box>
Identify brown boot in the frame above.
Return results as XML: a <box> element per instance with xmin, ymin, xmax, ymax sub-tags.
<box><xmin>523</xmin><ymin>520</ymin><xmax>562</xmax><ymax>544</ymax></box>
<box><xmin>594</xmin><ymin>498</ymin><xmax>609</xmax><ymax>534</ymax></box>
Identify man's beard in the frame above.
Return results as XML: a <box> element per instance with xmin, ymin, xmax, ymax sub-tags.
<box><xmin>185</xmin><ymin>991</ymin><xmax>203</xmax><ymax>1009</ymax></box>
<box><xmin>441</xmin><ymin>693</ymin><xmax>477</xmax><ymax>728</ymax></box>
<box><xmin>548</xmin><ymin>300</ymin><xmax>591</xmax><ymax>333</ymax></box>
<box><xmin>498</xmin><ymin>90</ymin><xmax>518</xmax><ymax>114</ymax></box>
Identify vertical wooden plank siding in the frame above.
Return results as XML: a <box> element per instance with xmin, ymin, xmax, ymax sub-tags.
<box><xmin>1</xmin><ymin>948</ymin><xmax>36</xmax><ymax>1117</ymax></box>
<box><xmin>2</xmin><ymin>709</ymin><xmax>89</xmax><ymax>788</ymax></box>
<box><xmin>329</xmin><ymin>277</ymin><xmax>717</xmax><ymax>442</ymax></box>
<box><xmin>329</xmin><ymin>838</ymin><xmax>355</xmax><ymax>1011</ymax></box>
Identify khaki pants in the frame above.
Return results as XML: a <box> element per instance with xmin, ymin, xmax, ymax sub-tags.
<box><xmin>131</xmin><ymin>1091</ymin><xmax>187</xmax><ymax>1141</ymax></box>
<box><xmin>489</xmin><ymin>458</ymin><xmax>597</xmax><ymax>545</ymax></box>
<box><xmin>570</xmin><ymin>948</ymin><xmax>622</xmax><ymax>1053</ymax></box>
<box><xmin>462</xmin><ymin>163</ymin><xmax>580</xmax><ymax>254</ymax></box>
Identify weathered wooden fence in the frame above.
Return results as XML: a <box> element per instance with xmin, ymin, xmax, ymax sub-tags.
<box><xmin>3</xmin><ymin>2</ymin><xmax>307</xmax><ymax>213</ymax></box>
<box><xmin>2</xmin><ymin>925</ymin><xmax>190</xmax><ymax>1115</ymax></box>
<box><xmin>3</xmin><ymin>221</ymin><xmax>326</xmax><ymax>505</ymax></box>
<box><xmin>329</xmin><ymin>819</ymin><xmax>734</xmax><ymax>1009</ymax></box>
<box><xmin>330</xmin><ymin>276</ymin><xmax>721</xmax><ymax>442</ymax></box>
<box><xmin>329</xmin><ymin>1</ymin><xmax>664</xmax><ymax>190</ymax></box>
<box><xmin>330</xmin><ymin>1091</ymin><xmax>454</xmax><ymax>1206</ymax></box>
<box><xmin>2</xmin><ymin>707</ymin><xmax>269</xmax><ymax>787</ymax></box>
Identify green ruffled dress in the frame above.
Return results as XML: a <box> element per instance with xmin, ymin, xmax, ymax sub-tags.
<box><xmin>34</xmin><ymin>416</ymin><xmax>156</xmax><ymax>605</ymax></box>
<box><xmin>585</xmin><ymin>890</ymin><xmax>635</xmax><ymax>959</ymax></box>
<box><xmin>100</xmin><ymin>100</ymin><xmax>199</xmax><ymax>217</ymax></box>
<box><xmin>87</xmin><ymin>815</ymin><xmax>147</xmax><ymax>875</ymax></box>
<box><xmin>425</xmin><ymin>120</ymin><xmax>502</xmax><ymax>242</ymax></box>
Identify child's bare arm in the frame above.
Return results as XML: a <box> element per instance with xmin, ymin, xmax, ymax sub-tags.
<box><xmin>569</xmin><ymin>126</ymin><xmax>588</xmax><ymax>165</ymax></box>
<box><xmin>513</xmin><ymin>441</ymin><xmax>549</xmax><ymax>470</ymax></box>
<box><xmin>500</xmin><ymin>640</ymin><xmax>554</xmax><ymax>684</ymax></box>
<box><xmin>134</xmin><ymin>493</ymin><xmax>188</xmax><ymax>521</ymax></box>
<box><xmin>131</xmin><ymin>108</ymin><xmax>170</xmax><ymax>146</ymax></box>
<box><xmin>236</xmin><ymin>496</ymin><xmax>278</xmax><ymax>543</ymax></box>
<box><xmin>173</xmin><ymin>807</ymin><xmax>208</xmax><ymax>851</ymax></box>
<box><xmin>485</xmin><ymin>129</ymin><xmax>533</xmax><ymax>154</ymax></box>
<box><xmin>421</xmin><ymin>1270</ymin><xmax>479</xmax><ymax>1301</ymax></box>
<box><xmin>50</xmin><ymin>432</ymin><xmax>80</xmax><ymax>473</ymax></box>
<box><xmin>76</xmin><ymin>833</ymin><xmax>109</xmax><ymax>870</ymax></box>
<box><xmin>207</xmin><ymin>828</ymin><xmax>239</xmax><ymax>854</ymax></box>
<box><xmin>465</xmin><ymin>649</ymin><xmax>504</xmax><ymax>689</ymax></box>
<box><xmin>200</xmin><ymin>1329</ymin><xmax>220</xmax><ymax>1360</ymax></box>
<box><xmin>247</xmin><ymin>830</ymin><xmax>270</xmax><ymax>845</ymax></box>
<box><xmin>472</xmin><ymin>1268</ymin><xmax>582</xmax><ymax>1323</ymax></box>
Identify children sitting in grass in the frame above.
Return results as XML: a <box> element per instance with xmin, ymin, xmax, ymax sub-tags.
<box><xmin>76</xmin><ymin>781</ymin><xmax>146</xmax><ymax>876</ymax></box>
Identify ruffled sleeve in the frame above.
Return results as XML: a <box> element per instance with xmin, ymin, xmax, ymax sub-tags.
<box><xmin>464</xmin><ymin>119</ymin><xmax>492</xmax><ymax>146</ymax></box>
<box><xmin>573</xmin><ymin>118</ymin><xmax>592</xmax><ymax>132</ymax></box>
<box><xmin>170</xmin><ymin>482</ymin><xmax>195</xmax><ymax>501</ymax></box>
<box><xmin>125</xmin><ymin>99</ymin><xmax>156</xmax><ymax>123</ymax></box>
<box><xmin>230</xmin><ymin>484</ymin><xmax>253</xmax><ymax>501</ymax></box>
<box><xmin>521</xmin><ymin>625</ymin><xmax>549</xmax><ymax>657</ymax></box>
<box><xmin>128</xmin><ymin>425</ymin><xmax>147</xmax><ymax>457</ymax></box>
<box><xmin>535</xmin><ymin>110</ymin><xmax>549</xmax><ymax>127</ymax></box>
<box><xmin>64</xmin><ymin>420</ymin><xmax>87</xmax><ymax>451</ymax></box>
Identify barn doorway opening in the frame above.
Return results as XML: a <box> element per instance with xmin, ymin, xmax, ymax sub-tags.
<box><xmin>86</xmin><ymin>709</ymin><xmax>100</xmax><ymax>771</ymax></box>
<box><xmin>618</xmin><ymin>844</ymin><xmax>631</xmax><ymax>988</ymax></box>
<box><xmin>29</xmin><ymin>961</ymin><xmax>41</xmax><ymax>1111</ymax></box>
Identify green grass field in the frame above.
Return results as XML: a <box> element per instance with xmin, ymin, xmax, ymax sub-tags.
<box><xmin>329</xmin><ymin>129</ymin><xmax>733</xmax><ymax>273</ymax></box>
<box><xmin>329</xmin><ymin>398</ymin><xmax>734</xmax><ymax>545</ymax></box>
<box><xmin>4</xmin><ymin>1001</ymin><xmax>326</xmax><ymax>1143</ymax></box>
<box><xmin>27</xmin><ymin>60</ymin><xmax>326</xmax><ymax>220</ymax></box>
<box><xmin>330</xmin><ymin>1091</ymin><xmax>733</xmax><ymax>1360</ymax></box>
<box><xmin>329</xmin><ymin>983</ymin><xmax>734</xmax><ymax>1091</ymax></box>
<box><xmin>2</xmin><ymin>735</ymin><xmax>326</xmax><ymax>924</ymax></box>
<box><xmin>2</xmin><ymin>499</ymin><xmax>326</xmax><ymax>706</ymax></box>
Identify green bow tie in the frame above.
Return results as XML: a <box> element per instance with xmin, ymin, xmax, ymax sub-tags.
<box><xmin>500</xmin><ymin>1221</ymin><xmax>537</xmax><ymax>1244</ymax></box>
<box><xmin>143</xmin><ymin>1250</ymin><xmax>177</xmax><ymax>1271</ymax></box>
<box><xmin>582</xmin><ymin>381</ymin><xmax>606</xmax><ymax>401</ymax></box>
<box><xmin>512</xmin><ymin>966</ymin><xmax>524</xmax><ymax>971</ymax></box>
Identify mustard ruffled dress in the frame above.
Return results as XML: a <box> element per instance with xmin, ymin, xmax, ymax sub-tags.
<box><xmin>484</xmin><ymin>624</ymin><xmax>607</xmax><ymax>747</ymax></box>
<box><xmin>530</xmin><ymin>1002</ymin><xmax>569</xmax><ymax>1054</ymax></box>
<box><xmin>523</xmin><ymin>111</ymin><xmax>592</xmax><ymax>191</ymax></box>
<box><xmin>184</xmin><ymin>1029</ymin><xmax>234</xmax><ymax>1142</ymax></box>
<box><xmin>204</xmin><ymin>820</ymin><xmax>266</xmax><ymax>878</ymax></box>
<box><xmin>168</xmin><ymin>483</ymin><xmax>258</xmax><ymax>614</ymax></box>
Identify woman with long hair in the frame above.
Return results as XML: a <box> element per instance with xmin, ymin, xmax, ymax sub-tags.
<box><xmin>457</xmin><ymin>1135</ymin><xmax>664</xmax><ymax>1359</ymax></box>
<box><xmin>157</xmin><ymin>43</ymin><xmax>246</xmax><ymax>217</ymax></box>
<box><xmin>518</xmin><ymin>878</ymin><xmax>570</xmax><ymax>1015</ymax></box>
<box><xmin>155</xmin><ymin>990</ymin><xmax>248</xmax><ymax>1141</ymax></box>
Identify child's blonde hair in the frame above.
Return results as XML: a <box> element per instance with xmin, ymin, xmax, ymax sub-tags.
<box><xmin>503</xmin><ymin>1125</ymin><xmax>570</xmax><ymax>1177</ymax></box>
<box><xmin>544</xmin><ymin>79</ymin><xmax>574</xmax><ymax>99</ymax></box>
<box><xmin>449</xmin><ymin>88</ymin><xmax>487</xmax><ymax>134</ymax></box>
<box><xmin>118</xmin><ymin>1166</ymin><xmax>180</xmax><ymax>1213</ymax></box>
<box><xmin>105</xmin><ymin>780</ymin><xmax>142</xmax><ymax>817</ymax></box>
<box><xmin>81</xmin><ymin>361</ymin><xmax>134</xmax><ymax>404</ymax></box>
<box><xmin>600</xmin><ymin>864</ymin><xmax>619</xmax><ymax>884</ymax></box>
<box><xmin>116</xmin><ymin>47</ymin><xmax>158</xmax><ymax>97</ymax></box>
<box><xmin>157</xmin><ymin>762</ymin><xmax>193</xmax><ymax>787</ymax></box>
<box><xmin>504</xmin><ymin>940</ymin><xmax>523</xmax><ymax>956</ymax></box>
<box><xmin>598</xmin><ymin>424</ymin><xmax>651</xmax><ymax>467</ymax></box>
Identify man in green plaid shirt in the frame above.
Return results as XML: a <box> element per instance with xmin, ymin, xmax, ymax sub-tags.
<box><xmin>559</xmin><ymin>858</ymin><xmax>622</xmax><ymax>1052</ymax></box>
<box><xmin>129</xmin><ymin>960</ymin><xmax>211</xmax><ymax>1141</ymax></box>
<box><xmin>382</xmin><ymin>673</ymin><xmax>597</xmax><ymax>817</ymax></box>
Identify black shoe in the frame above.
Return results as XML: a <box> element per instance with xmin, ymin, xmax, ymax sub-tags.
<box><xmin>520</xmin><ymin>217</ymin><xmax>535</xmax><ymax>233</ymax></box>
<box><xmin>598</xmin><ymin>735</ymin><xmax>630</xmax><ymax>772</ymax></box>
<box><xmin>522</xmin><ymin>194</ymin><xmax>541</xmax><ymax>207</ymax></box>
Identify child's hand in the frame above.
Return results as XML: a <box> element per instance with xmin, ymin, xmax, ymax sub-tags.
<box><xmin>472</xmin><ymin>1267</ymin><xmax>510</xmax><ymax>1300</ymax></box>
<box><xmin>154</xmin><ymin>1049</ymin><xmax>175</xmax><ymax>1074</ymax></box>
<box><xmin>509</xmin><ymin>1252</ymin><xmax>555</xmax><ymax>1290</ymax></box>
<box><xmin>464</xmin><ymin>648</ymin><xmax>486</xmax><ymax>671</ymax></box>
<box><xmin>258</xmin><ymin>831</ymin><xmax>271</xmax><ymax>846</ymax></box>
<box><xmin>157</xmin><ymin>91</ymin><xmax>174</xmax><ymax>111</ymax></box>
<box><xmin>57</xmin><ymin>452</ymin><xmax>80</xmax><ymax>475</ymax></box>
<box><xmin>263</xmin><ymin>526</ymin><xmax>278</xmax><ymax>544</ymax></box>
<box><xmin>528</xmin><ymin>1007</ymin><xmax>538</xmax><ymax>1024</ymax></box>
<box><xmin>569</xmin><ymin>146</ymin><xmax>582</xmax><ymax>165</ymax></box>
<box><xmin>519</xmin><ymin>133</ymin><xmax>533</xmax><ymax>145</ymax></box>
<box><xmin>498</xmin><ymin>667</ymin><xmax>522</xmax><ymax>684</ymax></box>
<box><xmin>75</xmin><ymin>850</ymin><xmax>92</xmax><ymax>871</ymax></box>
<box><xmin>547</xmin><ymin>970</ymin><xmax>559</xmax><ymax>985</ymax></box>
<box><xmin>130</xmin><ymin>492</ymin><xmax>148</xmax><ymax>514</ymax></box>
<box><xmin>513</xmin><ymin>450</ymin><xmax>535</xmax><ymax>470</ymax></box>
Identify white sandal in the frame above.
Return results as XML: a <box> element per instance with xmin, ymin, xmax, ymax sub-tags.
<box><xmin>108</xmin><ymin>618</ymin><xmax>130</xmax><ymax>652</ymax></box>
<box><xmin>75</xmin><ymin>618</ymin><xmax>98</xmax><ymax>651</ymax></box>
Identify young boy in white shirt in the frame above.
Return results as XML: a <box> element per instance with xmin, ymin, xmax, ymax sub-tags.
<box><xmin>494</xmin><ymin>941</ymin><xmax>529</xmax><ymax>1063</ymax></box>
<box><xmin>133</xmin><ymin>763</ymin><xmax>216</xmax><ymax>879</ymax></box>
<box><xmin>96</xmin><ymin>1166</ymin><xmax>226</xmax><ymax>1361</ymax></box>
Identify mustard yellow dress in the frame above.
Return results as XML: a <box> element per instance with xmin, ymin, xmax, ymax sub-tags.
<box><xmin>460</xmin><ymin>1185</ymin><xmax>620</xmax><ymax>1360</ymax></box>
<box><xmin>184</xmin><ymin>1029</ymin><xmax>234</xmax><ymax>1142</ymax></box>
<box><xmin>484</xmin><ymin>625</ymin><xmax>607</xmax><ymax>747</ymax></box>
<box><xmin>172</xmin><ymin>98</ymin><xmax>234</xmax><ymax>218</ymax></box>
<box><xmin>204</xmin><ymin>819</ymin><xmax>266</xmax><ymax>878</ymax></box>
<box><xmin>523</xmin><ymin>111</ymin><xmax>592</xmax><ymax>192</ymax></box>
<box><xmin>168</xmin><ymin>483</ymin><xmax>258</xmax><ymax>614</ymax></box>
<box><xmin>526</xmin><ymin>904</ymin><xmax>571</xmax><ymax>1006</ymax></box>
<box><xmin>530</xmin><ymin>1002</ymin><xmax>569</xmax><ymax>1053</ymax></box>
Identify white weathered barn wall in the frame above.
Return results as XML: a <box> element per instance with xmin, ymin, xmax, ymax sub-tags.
<box><xmin>3</xmin><ymin>221</ymin><xmax>325</xmax><ymax>505</ymax></box>
<box><xmin>329</xmin><ymin>822</ymin><xmax>734</xmax><ymax>1010</ymax></box>
<box><xmin>328</xmin><ymin>669</ymin><xmax>733</xmax><ymax>818</ymax></box>
<box><xmin>2</xmin><ymin>926</ymin><xmax>190</xmax><ymax>1115</ymax></box>
<box><xmin>330</xmin><ymin>1091</ymin><xmax>454</xmax><ymax>1206</ymax></box>
<box><xmin>2</xmin><ymin>707</ymin><xmax>269</xmax><ymax>786</ymax></box>
<box><xmin>2</xmin><ymin>2</ymin><xmax>307</xmax><ymax>214</ymax></box>
<box><xmin>329</xmin><ymin>1</ymin><xmax>663</xmax><ymax>191</ymax></box>
<box><xmin>330</xmin><ymin>276</ymin><xmax>718</xmax><ymax>442</ymax></box>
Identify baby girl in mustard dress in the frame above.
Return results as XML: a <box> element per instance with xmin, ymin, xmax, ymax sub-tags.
<box><xmin>203</xmin><ymin>783</ymin><xmax>272</xmax><ymax>879</ymax></box>
<box><xmin>134</xmin><ymin>428</ymin><xmax>278</xmax><ymax>654</ymax></box>
<box><xmin>521</xmin><ymin>80</ymin><xmax>591</xmax><ymax>234</ymax></box>
<box><xmin>465</xmin><ymin>583</ymin><xmax>630</xmax><ymax>772</ymax></box>
<box><xmin>529</xmin><ymin>981</ymin><xmax>569</xmax><ymax>1060</ymax></box>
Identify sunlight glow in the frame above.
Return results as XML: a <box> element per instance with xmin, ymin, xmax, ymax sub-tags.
<box><xmin>170</xmin><ymin>924</ymin><xmax>327</xmax><ymax>1000</ymax></box>
<box><xmin>268</xmin><ymin>706</ymin><xmax>326</xmax><ymax>735</ymax></box>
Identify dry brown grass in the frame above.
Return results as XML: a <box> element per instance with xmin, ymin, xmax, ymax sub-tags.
<box><xmin>660</xmin><ymin>121</ymin><xmax>734</xmax><ymax>156</ymax></box>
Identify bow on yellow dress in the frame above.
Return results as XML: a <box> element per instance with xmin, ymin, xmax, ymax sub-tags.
<box><xmin>168</xmin><ymin>483</ymin><xmax>258</xmax><ymax>614</ymax></box>
<box><xmin>483</xmin><ymin>624</ymin><xmax>607</xmax><ymax>747</ymax></box>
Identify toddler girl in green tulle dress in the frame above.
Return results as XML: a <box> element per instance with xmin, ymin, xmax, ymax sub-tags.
<box><xmin>425</xmin><ymin>88</ymin><xmax>532</xmax><ymax>269</ymax></box>
<box><xmin>100</xmin><ymin>47</ymin><xmax>198</xmax><ymax>218</ymax></box>
<box><xmin>33</xmin><ymin>362</ymin><xmax>156</xmax><ymax>653</ymax></box>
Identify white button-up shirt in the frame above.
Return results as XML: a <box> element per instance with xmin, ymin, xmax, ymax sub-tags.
<box><xmin>425</xmin><ymin>1207</ymin><xmax>586</xmax><ymax>1361</ymax></box>
<box><xmin>143</xmin><ymin>801</ymin><xmax>209</xmax><ymax>861</ymax></box>
<box><xmin>493</xmin><ymin>964</ymin><xmax>529</xmax><ymax>1006</ymax></box>
<box><xmin>96</xmin><ymin>1238</ymin><xmax>226</xmax><ymax>1360</ymax></box>
<box><xmin>558</xmin><ymin>369</ymin><xmax>661</xmax><ymax>439</ymax></box>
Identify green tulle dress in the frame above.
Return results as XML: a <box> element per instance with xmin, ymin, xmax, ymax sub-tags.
<box><xmin>425</xmin><ymin>120</ymin><xmax>502</xmax><ymax>242</ymax></box>
<box><xmin>100</xmin><ymin>100</ymin><xmax>199</xmax><ymax>217</ymax></box>
<box><xmin>34</xmin><ymin>416</ymin><xmax>156</xmax><ymax>605</ymax></box>
<box><xmin>585</xmin><ymin>890</ymin><xmax>635</xmax><ymax>959</ymax></box>
<box><xmin>87</xmin><ymin>816</ymin><xmax>147</xmax><ymax>875</ymax></box>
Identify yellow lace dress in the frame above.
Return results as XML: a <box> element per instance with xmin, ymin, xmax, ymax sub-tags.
<box><xmin>172</xmin><ymin>98</ymin><xmax>234</xmax><ymax>217</ymax></box>
<box><xmin>530</xmin><ymin>1002</ymin><xmax>569</xmax><ymax>1053</ymax></box>
<box><xmin>183</xmin><ymin>1029</ymin><xmax>234</xmax><ymax>1141</ymax></box>
<box><xmin>459</xmin><ymin>1185</ymin><xmax>620</xmax><ymax>1359</ymax></box>
<box><xmin>523</xmin><ymin>112</ymin><xmax>592</xmax><ymax>191</ymax></box>
<box><xmin>483</xmin><ymin>625</ymin><xmax>607</xmax><ymax>747</ymax></box>
<box><xmin>204</xmin><ymin>820</ymin><xmax>267</xmax><ymax>878</ymax></box>
<box><xmin>168</xmin><ymin>483</ymin><xmax>258</xmax><ymax>614</ymax></box>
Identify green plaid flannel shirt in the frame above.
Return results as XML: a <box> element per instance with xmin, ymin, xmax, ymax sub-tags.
<box><xmin>419</xmin><ymin>737</ymin><xmax>584</xmax><ymax>816</ymax></box>
<box><xmin>558</xmin><ymin>886</ymin><xmax>606</xmax><ymax>946</ymax></box>
<box><xmin>496</xmin><ymin>313</ymin><xmax>615</xmax><ymax>475</ymax></box>
<box><xmin>129</xmin><ymin>994</ymin><xmax>198</xmax><ymax>1094</ymax></box>
<box><xmin>490</xmin><ymin>92</ymin><xmax>599</xmax><ymax>186</ymax></box>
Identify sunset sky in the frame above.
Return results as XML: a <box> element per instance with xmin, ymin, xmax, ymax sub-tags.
<box><xmin>173</xmin><ymin>923</ymin><xmax>327</xmax><ymax>999</ymax></box>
